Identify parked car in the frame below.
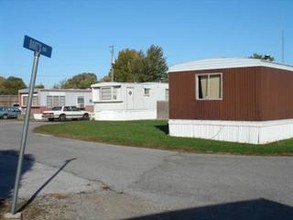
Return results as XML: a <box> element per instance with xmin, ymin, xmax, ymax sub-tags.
<box><xmin>12</xmin><ymin>103</ymin><xmax>22</xmax><ymax>111</ymax></box>
<box><xmin>42</xmin><ymin>106</ymin><xmax>90</xmax><ymax>121</ymax></box>
<box><xmin>0</xmin><ymin>106</ymin><xmax>21</xmax><ymax>119</ymax></box>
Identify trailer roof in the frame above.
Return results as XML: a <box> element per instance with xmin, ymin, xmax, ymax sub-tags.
<box><xmin>91</xmin><ymin>82</ymin><xmax>168</xmax><ymax>88</ymax></box>
<box><xmin>169</xmin><ymin>57</ymin><xmax>293</xmax><ymax>73</ymax></box>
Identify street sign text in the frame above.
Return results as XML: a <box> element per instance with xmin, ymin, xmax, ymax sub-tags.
<box><xmin>23</xmin><ymin>35</ymin><xmax>52</xmax><ymax>58</ymax></box>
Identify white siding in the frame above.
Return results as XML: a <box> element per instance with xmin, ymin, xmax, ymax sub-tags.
<box><xmin>169</xmin><ymin>119</ymin><xmax>293</xmax><ymax>144</ymax></box>
<box><xmin>91</xmin><ymin>82</ymin><xmax>168</xmax><ymax>121</ymax></box>
<box><xmin>38</xmin><ymin>90</ymin><xmax>92</xmax><ymax>107</ymax></box>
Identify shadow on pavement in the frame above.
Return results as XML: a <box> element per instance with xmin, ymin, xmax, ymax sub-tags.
<box><xmin>18</xmin><ymin>157</ymin><xmax>76</xmax><ymax>212</ymax></box>
<box><xmin>125</xmin><ymin>198</ymin><xmax>293</xmax><ymax>220</ymax></box>
<box><xmin>0</xmin><ymin>150</ymin><xmax>35</xmax><ymax>208</ymax></box>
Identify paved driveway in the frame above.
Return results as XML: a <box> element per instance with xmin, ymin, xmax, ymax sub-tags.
<box><xmin>1</xmin><ymin>120</ymin><xmax>292</xmax><ymax>219</ymax></box>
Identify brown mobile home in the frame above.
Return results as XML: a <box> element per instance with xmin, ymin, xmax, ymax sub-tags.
<box><xmin>168</xmin><ymin>58</ymin><xmax>293</xmax><ymax>144</ymax></box>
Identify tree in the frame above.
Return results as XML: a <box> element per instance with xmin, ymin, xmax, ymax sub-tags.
<box><xmin>112</xmin><ymin>49</ymin><xmax>144</xmax><ymax>82</ymax></box>
<box><xmin>112</xmin><ymin>45</ymin><xmax>168</xmax><ymax>83</ymax></box>
<box><xmin>35</xmin><ymin>83</ymin><xmax>45</xmax><ymax>89</ymax></box>
<box><xmin>100</xmin><ymin>75</ymin><xmax>112</xmax><ymax>82</ymax></box>
<box><xmin>0</xmin><ymin>76</ymin><xmax>5</xmax><ymax>91</ymax></box>
<box><xmin>144</xmin><ymin>45</ymin><xmax>168</xmax><ymax>82</ymax></box>
<box><xmin>57</xmin><ymin>73</ymin><xmax>98</xmax><ymax>89</ymax></box>
<box><xmin>0</xmin><ymin>76</ymin><xmax>26</xmax><ymax>95</ymax></box>
<box><xmin>53</xmin><ymin>81</ymin><xmax>63</xmax><ymax>89</ymax></box>
<box><xmin>249</xmin><ymin>53</ymin><xmax>275</xmax><ymax>62</ymax></box>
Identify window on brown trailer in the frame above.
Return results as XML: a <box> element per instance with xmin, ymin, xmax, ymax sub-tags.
<box><xmin>196</xmin><ymin>73</ymin><xmax>222</xmax><ymax>100</ymax></box>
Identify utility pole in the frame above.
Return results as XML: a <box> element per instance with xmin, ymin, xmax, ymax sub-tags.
<box><xmin>109</xmin><ymin>45</ymin><xmax>114</xmax><ymax>81</ymax></box>
<box><xmin>282</xmin><ymin>29</ymin><xmax>285</xmax><ymax>63</ymax></box>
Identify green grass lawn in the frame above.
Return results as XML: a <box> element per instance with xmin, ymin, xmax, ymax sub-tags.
<box><xmin>34</xmin><ymin>120</ymin><xmax>293</xmax><ymax>156</ymax></box>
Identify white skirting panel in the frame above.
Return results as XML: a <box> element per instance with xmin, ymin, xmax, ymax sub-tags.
<box><xmin>33</xmin><ymin>113</ymin><xmax>43</xmax><ymax>120</ymax></box>
<box><xmin>94</xmin><ymin>110</ymin><xmax>156</xmax><ymax>121</ymax></box>
<box><xmin>168</xmin><ymin>119</ymin><xmax>293</xmax><ymax>144</ymax></box>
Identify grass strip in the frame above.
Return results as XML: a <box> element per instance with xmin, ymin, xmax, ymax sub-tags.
<box><xmin>34</xmin><ymin>120</ymin><xmax>293</xmax><ymax>156</ymax></box>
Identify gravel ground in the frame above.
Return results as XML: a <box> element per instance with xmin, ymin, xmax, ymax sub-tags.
<box><xmin>1</xmin><ymin>190</ymin><xmax>161</xmax><ymax>220</ymax></box>
<box><xmin>0</xmin><ymin>153</ymin><xmax>162</xmax><ymax>220</ymax></box>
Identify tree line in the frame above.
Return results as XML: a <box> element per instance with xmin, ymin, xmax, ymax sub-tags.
<box><xmin>1</xmin><ymin>49</ymin><xmax>274</xmax><ymax>95</ymax></box>
<box><xmin>0</xmin><ymin>76</ymin><xmax>26</xmax><ymax>95</ymax></box>
<box><xmin>1</xmin><ymin>44</ymin><xmax>168</xmax><ymax>94</ymax></box>
<box><xmin>54</xmin><ymin>44</ymin><xmax>168</xmax><ymax>88</ymax></box>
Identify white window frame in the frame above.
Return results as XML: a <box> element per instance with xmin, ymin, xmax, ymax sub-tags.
<box><xmin>196</xmin><ymin>73</ymin><xmax>223</xmax><ymax>100</ymax></box>
<box><xmin>165</xmin><ymin>89</ymin><xmax>169</xmax><ymax>101</ymax></box>
<box><xmin>77</xmin><ymin>96</ymin><xmax>85</xmax><ymax>108</ymax></box>
<box><xmin>99</xmin><ymin>86</ymin><xmax>121</xmax><ymax>101</ymax></box>
<box><xmin>46</xmin><ymin>95</ymin><xmax>65</xmax><ymax>107</ymax></box>
<box><xmin>144</xmin><ymin>88</ymin><xmax>151</xmax><ymax>96</ymax></box>
<box><xmin>22</xmin><ymin>94</ymin><xmax>39</xmax><ymax>107</ymax></box>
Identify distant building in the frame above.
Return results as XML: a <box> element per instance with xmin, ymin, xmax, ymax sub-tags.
<box><xmin>0</xmin><ymin>95</ymin><xmax>18</xmax><ymax>107</ymax></box>
<box><xmin>91</xmin><ymin>82</ymin><xmax>168</xmax><ymax>121</ymax></box>
<box><xmin>18</xmin><ymin>88</ymin><xmax>93</xmax><ymax>114</ymax></box>
<box><xmin>168</xmin><ymin>57</ymin><xmax>293</xmax><ymax>144</ymax></box>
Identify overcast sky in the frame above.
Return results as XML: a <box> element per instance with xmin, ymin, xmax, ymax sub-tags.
<box><xmin>1</xmin><ymin>0</ymin><xmax>292</xmax><ymax>88</ymax></box>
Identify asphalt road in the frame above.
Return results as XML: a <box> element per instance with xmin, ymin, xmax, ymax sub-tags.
<box><xmin>1</xmin><ymin>120</ymin><xmax>293</xmax><ymax>219</ymax></box>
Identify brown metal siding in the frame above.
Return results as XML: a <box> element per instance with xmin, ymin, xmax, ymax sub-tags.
<box><xmin>259</xmin><ymin>67</ymin><xmax>293</xmax><ymax>120</ymax></box>
<box><xmin>169</xmin><ymin>67</ymin><xmax>264</xmax><ymax>121</ymax></box>
<box><xmin>169</xmin><ymin>72</ymin><xmax>196</xmax><ymax>119</ymax></box>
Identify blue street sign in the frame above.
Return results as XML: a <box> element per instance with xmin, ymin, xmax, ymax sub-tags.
<box><xmin>23</xmin><ymin>35</ymin><xmax>52</xmax><ymax>58</ymax></box>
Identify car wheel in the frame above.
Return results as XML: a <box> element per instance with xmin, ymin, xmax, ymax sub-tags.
<box><xmin>59</xmin><ymin>114</ymin><xmax>66</xmax><ymax>121</ymax></box>
<box><xmin>83</xmin><ymin>113</ymin><xmax>89</xmax><ymax>120</ymax></box>
<box><xmin>48</xmin><ymin>118</ymin><xmax>54</xmax><ymax>122</ymax></box>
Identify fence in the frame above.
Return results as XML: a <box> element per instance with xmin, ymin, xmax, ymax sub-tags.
<box><xmin>157</xmin><ymin>101</ymin><xmax>169</xmax><ymax>119</ymax></box>
<box><xmin>0</xmin><ymin>95</ymin><xmax>18</xmax><ymax>107</ymax></box>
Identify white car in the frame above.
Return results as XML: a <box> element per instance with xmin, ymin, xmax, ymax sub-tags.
<box><xmin>42</xmin><ymin>106</ymin><xmax>90</xmax><ymax>121</ymax></box>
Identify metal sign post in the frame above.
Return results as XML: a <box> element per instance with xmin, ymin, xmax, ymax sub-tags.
<box><xmin>10</xmin><ymin>51</ymin><xmax>40</xmax><ymax>215</ymax></box>
<box><xmin>8</xmin><ymin>35</ymin><xmax>52</xmax><ymax>216</ymax></box>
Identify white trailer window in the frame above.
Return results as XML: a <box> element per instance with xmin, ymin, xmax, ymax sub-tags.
<box><xmin>77</xmin><ymin>96</ymin><xmax>85</xmax><ymax>108</ymax></box>
<box><xmin>47</xmin><ymin>96</ymin><xmax>65</xmax><ymax>107</ymax></box>
<box><xmin>144</xmin><ymin>88</ymin><xmax>151</xmax><ymax>96</ymax></box>
<box><xmin>165</xmin><ymin>89</ymin><xmax>169</xmax><ymax>101</ymax></box>
<box><xmin>100</xmin><ymin>86</ymin><xmax>120</xmax><ymax>101</ymax></box>
<box><xmin>22</xmin><ymin>95</ymin><xmax>38</xmax><ymax>106</ymax></box>
<box><xmin>100</xmin><ymin>87</ymin><xmax>111</xmax><ymax>100</ymax></box>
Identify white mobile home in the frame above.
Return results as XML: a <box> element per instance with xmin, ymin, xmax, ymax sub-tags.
<box><xmin>18</xmin><ymin>88</ymin><xmax>94</xmax><ymax>115</ymax></box>
<box><xmin>91</xmin><ymin>82</ymin><xmax>168</xmax><ymax>120</ymax></box>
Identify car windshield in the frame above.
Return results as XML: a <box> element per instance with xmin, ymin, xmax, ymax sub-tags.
<box><xmin>71</xmin><ymin>106</ymin><xmax>79</xmax><ymax>111</ymax></box>
<box><xmin>52</xmin><ymin>106</ymin><xmax>62</xmax><ymax>111</ymax></box>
